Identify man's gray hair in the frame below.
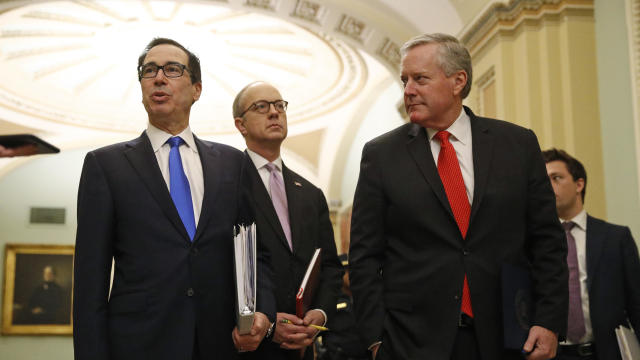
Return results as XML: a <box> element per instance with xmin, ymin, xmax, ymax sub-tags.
<box><xmin>400</xmin><ymin>33</ymin><xmax>472</xmax><ymax>99</ymax></box>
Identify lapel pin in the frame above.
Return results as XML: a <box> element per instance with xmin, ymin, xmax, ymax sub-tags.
<box><xmin>294</xmin><ymin>181</ymin><xmax>302</xmax><ymax>187</ymax></box>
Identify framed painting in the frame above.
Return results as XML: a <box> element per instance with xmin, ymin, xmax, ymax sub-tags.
<box><xmin>2</xmin><ymin>244</ymin><xmax>74</xmax><ymax>335</ymax></box>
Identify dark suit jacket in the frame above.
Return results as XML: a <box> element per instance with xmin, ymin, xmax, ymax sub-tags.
<box><xmin>73</xmin><ymin>132</ymin><xmax>276</xmax><ymax>360</ymax></box>
<box><xmin>243</xmin><ymin>155</ymin><xmax>343</xmax><ymax>360</ymax></box>
<box><xmin>349</xmin><ymin>107</ymin><xmax>569</xmax><ymax>360</ymax></box>
<box><xmin>585</xmin><ymin>215</ymin><xmax>640</xmax><ymax>360</ymax></box>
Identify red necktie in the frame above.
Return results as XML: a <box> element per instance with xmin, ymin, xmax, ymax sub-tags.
<box><xmin>435</xmin><ymin>131</ymin><xmax>473</xmax><ymax>317</ymax></box>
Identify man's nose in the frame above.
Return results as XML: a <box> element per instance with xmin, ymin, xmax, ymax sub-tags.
<box><xmin>404</xmin><ymin>79</ymin><xmax>416</xmax><ymax>96</ymax></box>
<box><xmin>153</xmin><ymin>68</ymin><xmax>169</xmax><ymax>84</ymax></box>
<box><xmin>268</xmin><ymin>103</ymin><xmax>279</xmax><ymax>115</ymax></box>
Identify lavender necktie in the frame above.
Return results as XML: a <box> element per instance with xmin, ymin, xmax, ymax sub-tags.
<box><xmin>265</xmin><ymin>163</ymin><xmax>292</xmax><ymax>250</ymax></box>
<box><xmin>563</xmin><ymin>221</ymin><xmax>586</xmax><ymax>342</ymax></box>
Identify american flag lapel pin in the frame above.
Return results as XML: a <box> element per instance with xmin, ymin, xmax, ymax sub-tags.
<box><xmin>294</xmin><ymin>181</ymin><xmax>302</xmax><ymax>187</ymax></box>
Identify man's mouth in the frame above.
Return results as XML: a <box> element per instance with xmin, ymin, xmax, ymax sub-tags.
<box><xmin>151</xmin><ymin>91</ymin><xmax>170</xmax><ymax>102</ymax></box>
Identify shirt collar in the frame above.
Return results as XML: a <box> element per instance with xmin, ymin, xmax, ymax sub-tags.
<box><xmin>246</xmin><ymin>149</ymin><xmax>282</xmax><ymax>171</ymax></box>
<box><xmin>426</xmin><ymin>107</ymin><xmax>471</xmax><ymax>145</ymax></box>
<box><xmin>146</xmin><ymin>123</ymin><xmax>198</xmax><ymax>154</ymax></box>
<box><xmin>561</xmin><ymin>209</ymin><xmax>587</xmax><ymax>231</ymax></box>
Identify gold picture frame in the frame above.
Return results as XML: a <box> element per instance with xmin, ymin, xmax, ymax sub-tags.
<box><xmin>2</xmin><ymin>244</ymin><xmax>74</xmax><ymax>335</ymax></box>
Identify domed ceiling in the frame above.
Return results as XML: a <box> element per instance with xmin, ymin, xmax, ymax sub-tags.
<box><xmin>0</xmin><ymin>0</ymin><xmax>465</xmax><ymax>196</ymax></box>
<box><xmin>0</xmin><ymin>0</ymin><xmax>366</xmax><ymax>134</ymax></box>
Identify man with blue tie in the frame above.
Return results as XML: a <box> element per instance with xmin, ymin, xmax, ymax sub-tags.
<box><xmin>73</xmin><ymin>38</ymin><xmax>276</xmax><ymax>360</ymax></box>
<box><xmin>543</xmin><ymin>148</ymin><xmax>640</xmax><ymax>360</ymax></box>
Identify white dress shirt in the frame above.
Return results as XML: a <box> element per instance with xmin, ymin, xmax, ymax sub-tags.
<box><xmin>146</xmin><ymin>123</ymin><xmax>204</xmax><ymax>226</ymax></box>
<box><xmin>426</xmin><ymin>108</ymin><xmax>475</xmax><ymax>204</ymax></box>
<box><xmin>560</xmin><ymin>209</ymin><xmax>594</xmax><ymax>344</ymax></box>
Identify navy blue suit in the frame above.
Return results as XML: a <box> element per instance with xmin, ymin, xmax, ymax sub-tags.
<box><xmin>73</xmin><ymin>132</ymin><xmax>275</xmax><ymax>360</ymax></box>
<box><xmin>584</xmin><ymin>215</ymin><xmax>640</xmax><ymax>360</ymax></box>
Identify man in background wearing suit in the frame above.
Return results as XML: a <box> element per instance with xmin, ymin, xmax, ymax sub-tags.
<box><xmin>73</xmin><ymin>38</ymin><xmax>275</xmax><ymax>360</ymax></box>
<box><xmin>349</xmin><ymin>33</ymin><xmax>568</xmax><ymax>360</ymax></box>
<box><xmin>543</xmin><ymin>148</ymin><xmax>640</xmax><ymax>360</ymax></box>
<box><xmin>233</xmin><ymin>81</ymin><xmax>343</xmax><ymax>359</ymax></box>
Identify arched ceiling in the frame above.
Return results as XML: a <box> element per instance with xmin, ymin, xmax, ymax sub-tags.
<box><xmin>0</xmin><ymin>0</ymin><xmax>492</xmax><ymax>195</ymax></box>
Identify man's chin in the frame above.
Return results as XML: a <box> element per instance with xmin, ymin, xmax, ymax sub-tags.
<box><xmin>409</xmin><ymin>112</ymin><xmax>428</xmax><ymax>125</ymax></box>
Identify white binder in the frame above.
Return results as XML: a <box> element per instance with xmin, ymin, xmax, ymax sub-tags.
<box><xmin>616</xmin><ymin>323</ymin><xmax>640</xmax><ymax>360</ymax></box>
<box><xmin>233</xmin><ymin>223</ymin><xmax>257</xmax><ymax>334</ymax></box>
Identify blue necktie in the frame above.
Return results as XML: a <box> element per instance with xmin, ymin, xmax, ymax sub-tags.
<box><xmin>167</xmin><ymin>137</ymin><xmax>196</xmax><ymax>241</ymax></box>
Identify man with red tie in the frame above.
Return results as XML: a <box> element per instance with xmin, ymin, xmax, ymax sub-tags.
<box><xmin>348</xmin><ymin>33</ymin><xmax>568</xmax><ymax>360</ymax></box>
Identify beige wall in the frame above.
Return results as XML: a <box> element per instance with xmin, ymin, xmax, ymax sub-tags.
<box><xmin>594</xmin><ymin>0</ymin><xmax>640</xmax><ymax>235</ymax></box>
<box><xmin>463</xmin><ymin>1</ymin><xmax>608</xmax><ymax>220</ymax></box>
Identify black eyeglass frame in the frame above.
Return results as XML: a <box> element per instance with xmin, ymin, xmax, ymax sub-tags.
<box><xmin>137</xmin><ymin>62</ymin><xmax>191</xmax><ymax>80</ymax></box>
<box><xmin>239</xmin><ymin>100</ymin><xmax>288</xmax><ymax>117</ymax></box>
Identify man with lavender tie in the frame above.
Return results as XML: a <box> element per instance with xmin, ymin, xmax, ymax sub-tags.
<box><xmin>544</xmin><ymin>148</ymin><xmax>640</xmax><ymax>360</ymax></box>
<box><xmin>233</xmin><ymin>81</ymin><xmax>343</xmax><ymax>360</ymax></box>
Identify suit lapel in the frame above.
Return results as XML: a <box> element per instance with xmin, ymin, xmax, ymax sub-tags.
<box><xmin>585</xmin><ymin>215</ymin><xmax>604</xmax><ymax>292</ymax></box>
<box><xmin>406</xmin><ymin>123</ymin><xmax>454</xmax><ymax>220</ymax></box>
<box><xmin>192</xmin><ymin>136</ymin><xmax>222</xmax><ymax>244</ymax></box>
<box><xmin>124</xmin><ymin>132</ymin><xmax>190</xmax><ymax>242</ymax></box>
<box><xmin>245</xmin><ymin>155</ymin><xmax>291</xmax><ymax>252</ymax></box>
<box><xmin>467</xmin><ymin>109</ymin><xmax>494</xmax><ymax>228</ymax></box>
<box><xmin>283</xmin><ymin>164</ymin><xmax>303</xmax><ymax>255</ymax></box>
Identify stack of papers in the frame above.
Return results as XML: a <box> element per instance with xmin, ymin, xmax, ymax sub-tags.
<box><xmin>234</xmin><ymin>223</ymin><xmax>256</xmax><ymax>334</ymax></box>
<box><xmin>616</xmin><ymin>323</ymin><xmax>640</xmax><ymax>360</ymax></box>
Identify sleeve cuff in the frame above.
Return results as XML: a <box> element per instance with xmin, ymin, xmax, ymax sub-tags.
<box><xmin>312</xmin><ymin>308</ymin><xmax>328</xmax><ymax>326</ymax></box>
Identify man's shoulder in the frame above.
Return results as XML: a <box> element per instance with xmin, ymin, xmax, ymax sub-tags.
<box><xmin>88</xmin><ymin>134</ymin><xmax>146</xmax><ymax>156</ymax></box>
<box><xmin>470</xmin><ymin>112</ymin><xmax>531</xmax><ymax>136</ymax></box>
<box><xmin>587</xmin><ymin>214</ymin><xmax>632</xmax><ymax>234</ymax></box>
<box><xmin>366</xmin><ymin>122</ymin><xmax>416</xmax><ymax>147</ymax></box>
<box><xmin>196</xmin><ymin>138</ymin><xmax>243</xmax><ymax>156</ymax></box>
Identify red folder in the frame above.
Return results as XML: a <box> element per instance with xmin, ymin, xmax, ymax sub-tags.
<box><xmin>295</xmin><ymin>248</ymin><xmax>322</xmax><ymax>318</ymax></box>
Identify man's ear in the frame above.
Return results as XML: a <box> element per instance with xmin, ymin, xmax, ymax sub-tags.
<box><xmin>234</xmin><ymin>117</ymin><xmax>247</xmax><ymax>136</ymax></box>
<box><xmin>192</xmin><ymin>82</ymin><xmax>202</xmax><ymax>103</ymax></box>
<box><xmin>452</xmin><ymin>70</ymin><xmax>467</xmax><ymax>97</ymax></box>
<box><xmin>575</xmin><ymin>178</ymin><xmax>585</xmax><ymax>195</ymax></box>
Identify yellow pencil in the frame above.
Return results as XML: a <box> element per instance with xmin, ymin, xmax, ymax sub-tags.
<box><xmin>279</xmin><ymin>318</ymin><xmax>329</xmax><ymax>331</ymax></box>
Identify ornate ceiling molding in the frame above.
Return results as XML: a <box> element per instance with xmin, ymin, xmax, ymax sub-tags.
<box><xmin>0</xmin><ymin>0</ymin><xmax>367</xmax><ymax>134</ymax></box>
<box><xmin>460</xmin><ymin>0</ymin><xmax>594</xmax><ymax>55</ymax></box>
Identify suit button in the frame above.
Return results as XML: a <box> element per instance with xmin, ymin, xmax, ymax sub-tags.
<box><xmin>463</xmin><ymin>249</ymin><xmax>469</xmax><ymax>256</ymax></box>
<box><xmin>454</xmin><ymin>295</ymin><xmax>460</xmax><ymax>300</ymax></box>
<box><xmin>191</xmin><ymin>247</ymin><xmax>199</xmax><ymax>255</ymax></box>
<box><xmin>187</xmin><ymin>288</ymin><xmax>194</xmax><ymax>297</ymax></box>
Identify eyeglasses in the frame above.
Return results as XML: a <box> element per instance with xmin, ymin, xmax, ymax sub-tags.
<box><xmin>138</xmin><ymin>63</ymin><xmax>190</xmax><ymax>80</ymax></box>
<box><xmin>239</xmin><ymin>100</ymin><xmax>288</xmax><ymax>117</ymax></box>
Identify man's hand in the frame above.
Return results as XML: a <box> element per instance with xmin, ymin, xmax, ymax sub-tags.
<box><xmin>302</xmin><ymin>309</ymin><xmax>325</xmax><ymax>332</ymax></box>
<box><xmin>370</xmin><ymin>343</ymin><xmax>380</xmax><ymax>359</ymax></box>
<box><xmin>232</xmin><ymin>312</ymin><xmax>270</xmax><ymax>352</ymax></box>
<box><xmin>274</xmin><ymin>312</ymin><xmax>315</xmax><ymax>350</ymax></box>
<box><xmin>0</xmin><ymin>144</ymin><xmax>38</xmax><ymax>158</ymax></box>
<box><xmin>523</xmin><ymin>325</ymin><xmax>558</xmax><ymax>360</ymax></box>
